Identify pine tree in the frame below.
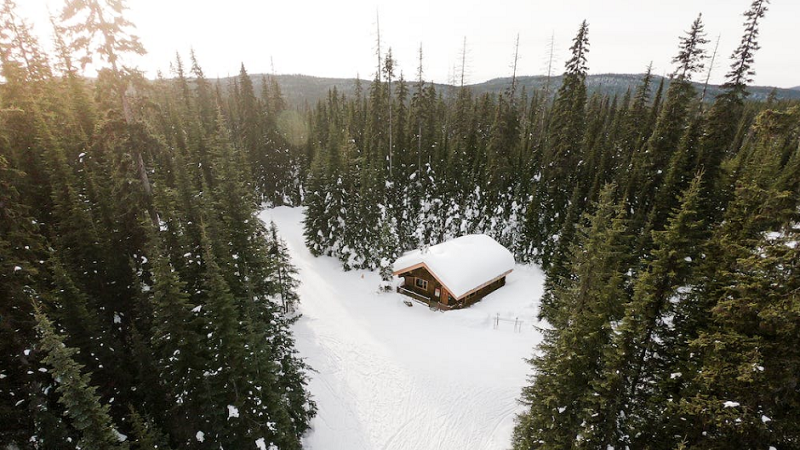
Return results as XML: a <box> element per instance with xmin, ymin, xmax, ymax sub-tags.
<box><xmin>147</xmin><ymin>242</ymin><xmax>205</xmax><ymax>444</ymax></box>
<box><xmin>514</xmin><ymin>184</ymin><xmax>631</xmax><ymax>449</ymax></box>
<box><xmin>628</xmin><ymin>26</ymin><xmax>700</xmax><ymax>246</ymax></box>
<box><xmin>34</xmin><ymin>305</ymin><xmax>128</xmax><ymax>450</ymax></box>
<box><xmin>128</xmin><ymin>406</ymin><xmax>171</xmax><ymax>450</ymax></box>
<box><xmin>377</xmin><ymin>211</ymin><xmax>400</xmax><ymax>291</ymax></box>
<box><xmin>486</xmin><ymin>93</ymin><xmax>519</xmax><ymax>193</ymax></box>
<box><xmin>59</xmin><ymin>0</ymin><xmax>144</xmax><ymax>73</ymax></box>
<box><xmin>606</xmin><ymin>174</ymin><xmax>708</xmax><ymax>448</ymax></box>
<box><xmin>695</xmin><ymin>0</ymin><xmax>770</xmax><ymax>223</ymax></box>
<box><xmin>672</xmin><ymin>13</ymin><xmax>709</xmax><ymax>81</ymax></box>
<box><xmin>721</xmin><ymin>0</ymin><xmax>770</xmax><ymax>99</ymax></box>
<box><xmin>267</xmin><ymin>221</ymin><xmax>301</xmax><ymax>313</ymax></box>
<box><xmin>0</xmin><ymin>153</ymin><xmax>53</xmax><ymax>446</ymax></box>
<box><xmin>676</xmin><ymin>181</ymin><xmax>798</xmax><ymax>448</ymax></box>
<box><xmin>58</xmin><ymin>0</ymin><xmax>158</xmax><ymax>226</ymax></box>
<box><xmin>0</xmin><ymin>0</ymin><xmax>53</xmax><ymax>83</ymax></box>
<box><xmin>530</xmin><ymin>20</ymin><xmax>590</xmax><ymax>267</ymax></box>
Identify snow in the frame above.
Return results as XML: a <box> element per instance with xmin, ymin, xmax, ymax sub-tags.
<box><xmin>762</xmin><ymin>415</ymin><xmax>772</xmax><ymax>423</ymax></box>
<box><xmin>260</xmin><ymin>207</ymin><xmax>545</xmax><ymax>450</ymax></box>
<box><xmin>393</xmin><ymin>234</ymin><xmax>516</xmax><ymax>299</ymax></box>
<box><xmin>723</xmin><ymin>401</ymin><xmax>740</xmax><ymax>408</ymax></box>
<box><xmin>14</xmin><ymin>265</ymin><xmax>22</xmax><ymax>272</ymax></box>
<box><xmin>195</xmin><ymin>431</ymin><xmax>204</xmax><ymax>442</ymax></box>
<box><xmin>227</xmin><ymin>405</ymin><xmax>240</xmax><ymax>419</ymax></box>
<box><xmin>255</xmin><ymin>438</ymin><xmax>267</xmax><ymax>450</ymax></box>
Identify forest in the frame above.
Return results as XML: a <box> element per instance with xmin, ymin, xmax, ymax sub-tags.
<box><xmin>0</xmin><ymin>0</ymin><xmax>314</xmax><ymax>448</ymax></box>
<box><xmin>1</xmin><ymin>0</ymin><xmax>798</xmax><ymax>448</ymax></box>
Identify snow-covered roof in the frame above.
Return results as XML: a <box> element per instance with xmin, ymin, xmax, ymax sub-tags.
<box><xmin>393</xmin><ymin>234</ymin><xmax>515</xmax><ymax>299</ymax></box>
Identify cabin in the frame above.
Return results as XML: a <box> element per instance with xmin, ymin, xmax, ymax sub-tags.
<box><xmin>392</xmin><ymin>234</ymin><xmax>515</xmax><ymax>310</ymax></box>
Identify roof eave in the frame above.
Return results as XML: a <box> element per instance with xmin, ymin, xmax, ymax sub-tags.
<box><xmin>453</xmin><ymin>269</ymin><xmax>513</xmax><ymax>300</ymax></box>
<box><xmin>394</xmin><ymin>263</ymin><xmax>513</xmax><ymax>300</ymax></box>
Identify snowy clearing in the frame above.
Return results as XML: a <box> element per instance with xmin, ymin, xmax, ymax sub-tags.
<box><xmin>260</xmin><ymin>207</ymin><xmax>546</xmax><ymax>450</ymax></box>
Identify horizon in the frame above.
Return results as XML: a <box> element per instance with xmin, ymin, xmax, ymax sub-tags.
<box><xmin>218</xmin><ymin>71</ymin><xmax>799</xmax><ymax>91</ymax></box>
<box><xmin>15</xmin><ymin>0</ymin><xmax>800</xmax><ymax>89</ymax></box>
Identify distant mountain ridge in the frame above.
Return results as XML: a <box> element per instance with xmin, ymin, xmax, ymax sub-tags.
<box><xmin>241</xmin><ymin>73</ymin><xmax>800</xmax><ymax>108</ymax></box>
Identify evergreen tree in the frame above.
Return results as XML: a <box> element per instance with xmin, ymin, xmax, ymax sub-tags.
<box><xmin>627</xmin><ymin>17</ymin><xmax>704</xmax><ymax>248</ymax></box>
<box><xmin>0</xmin><ymin>153</ymin><xmax>52</xmax><ymax>446</ymax></box>
<box><xmin>695</xmin><ymin>0</ymin><xmax>770</xmax><ymax>223</ymax></box>
<box><xmin>721</xmin><ymin>0</ymin><xmax>770</xmax><ymax>99</ymax></box>
<box><xmin>514</xmin><ymin>185</ymin><xmax>631</xmax><ymax>448</ymax></box>
<box><xmin>607</xmin><ymin>174</ymin><xmax>708</xmax><ymax>448</ymax></box>
<box><xmin>128</xmin><ymin>406</ymin><xmax>171</xmax><ymax>450</ymax></box>
<box><xmin>676</xmin><ymin>181</ymin><xmax>798</xmax><ymax>448</ymax></box>
<box><xmin>34</xmin><ymin>305</ymin><xmax>127</xmax><ymax>450</ymax></box>
<box><xmin>147</xmin><ymin>242</ymin><xmax>204</xmax><ymax>445</ymax></box>
<box><xmin>672</xmin><ymin>13</ymin><xmax>709</xmax><ymax>81</ymax></box>
<box><xmin>59</xmin><ymin>0</ymin><xmax>144</xmax><ymax>73</ymax></box>
<box><xmin>267</xmin><ymin>221</ymin><xmax>301</xmax><ymax>314</ymax></box>
<box><xmin>529</xmin><ymin>20</ymin><xmax>590</xmax><ymax>267</ymax></box>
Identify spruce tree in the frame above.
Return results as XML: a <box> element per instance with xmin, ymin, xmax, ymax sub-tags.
<box><xmin>672</xmin><ymin>14</ymin><xmax>709</xmax><ymax>82</ymax></box>
<box><xmin>34</xmin><ymin>305</ymin><xmax>127</xmax><ymax>450</ymax></box>
<box><xmin>721</xmin><ymin>0</ymin><xmax>770</xmax><ymax>99</ymax></box>
<box><xmin>530</xmin><ymin>20</ymin><xmax>590</xmax><ymax>267</ymax></box>
<box><xmin>607</xmin><ymin>174</ymin><xmax>708</xmax><ymax>448</ymax></box>
<box><xmin>514</xmin><ymin>184</ymin><xmax>631</xmax><ymax>449</ymax></box>
<box><xmin>676</xmin><ymin>180</ymin><xmax>797</xmax><ymax>448</ymax></box>
<box><xmin>147</xmin><ymin>243</ymin><xmax>205</xmax><ymax>445</ymax></box>
<box><xmin>267</xmin><ymin>221</ymin><xmax>302</xmax><ymax>313</ymax></box>
<box><xmin>696</xmin><ymin>0</ymin><xmax>770</xmax><ymax>223</ymax></box>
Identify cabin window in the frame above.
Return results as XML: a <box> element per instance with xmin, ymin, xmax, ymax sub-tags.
<box><xmin>448</xmin><ymin>294</ymin><xmax>455</xmax><ymax>303</ymax></box>
<box><xmin>415</xmin><ymin>278</ymin><xmax>428</xmax><ymax>291</ymax></box>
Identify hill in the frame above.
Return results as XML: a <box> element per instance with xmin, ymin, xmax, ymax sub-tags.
<box><xmin>244</xmin><ymin>73</ymin><xmax>800</xmax><ymax>108</ymax></box>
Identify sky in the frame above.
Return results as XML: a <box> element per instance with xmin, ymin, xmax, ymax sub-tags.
<box><xmin>15</xmin><ymin>0</ymin><xmax>800</xmax><ymax>89</ymax></box>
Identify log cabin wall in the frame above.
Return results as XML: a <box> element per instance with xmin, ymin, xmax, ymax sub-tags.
<box><xmin>460</xmin><ymin>276</ymin><xmax>506</xmax><ymax>308</ymax></box>
<box><xmin>399</xmin><ymin>266</ymin><xmax>442</xmax><ymax>301</ymax></box>
<box><xmin>397</xmin><ymin>267</ymin><xmax>507</xmax><ymax>310</ymax></box>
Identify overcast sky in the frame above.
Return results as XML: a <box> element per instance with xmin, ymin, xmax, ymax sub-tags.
<box><xmin>16</xmin><ymin>0</ymin><xmax>800</xmax><ymax>88</ymax></box>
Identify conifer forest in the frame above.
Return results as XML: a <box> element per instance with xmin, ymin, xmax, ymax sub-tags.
<box><xmin>1</xmin><ymin>0</ymin><xmax>798</xmax><ymax>449</ymax></box>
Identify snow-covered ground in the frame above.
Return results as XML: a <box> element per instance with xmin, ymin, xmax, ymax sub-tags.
<box><xmin>259</xmin><ymin>207</ymin><xmax>546</xmax><ymax>450</ymax></box>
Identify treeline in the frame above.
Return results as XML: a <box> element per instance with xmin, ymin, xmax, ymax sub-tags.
<box><xmin>0</xmin><ymin>0</ymin><xmax>314</xmax><ymax>449</ymax></box>
<box><xmin>300</xmin><ymin>0</ymin><xmax>799</xmax><ymax>447</ymax></box>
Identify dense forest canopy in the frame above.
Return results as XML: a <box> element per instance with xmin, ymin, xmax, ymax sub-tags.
<box><xmin>1</xmin><ymin>0</ymin><xmax>313</xmax><ymax>448</ymax></box>
<box><xmin>1</xmin><ymin>0</ymin><xmax>798</xmax><ymax>448</ymax></box>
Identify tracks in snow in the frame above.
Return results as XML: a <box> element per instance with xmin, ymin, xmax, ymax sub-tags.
<box><xmin>262</xmin><ymin>207</ymin><xmax>543</xmax><ymax>450</ymax></box>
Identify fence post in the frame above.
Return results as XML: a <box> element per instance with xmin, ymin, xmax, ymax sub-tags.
<box><xmin>514</xmin><ymin>317</ymin><xmax>519</xmax><ymax>333</ymax></box>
